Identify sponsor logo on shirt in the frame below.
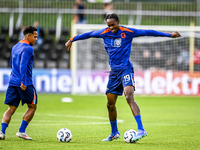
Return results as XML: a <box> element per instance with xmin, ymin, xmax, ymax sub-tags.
<box><xmin>111</xmin><ymin>38</ymin><xmax>121</xmax><ymax>47</ymax></box>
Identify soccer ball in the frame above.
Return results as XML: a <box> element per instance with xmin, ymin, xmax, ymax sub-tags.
<box><xmin>124</xmin><ymin>129</ymin><xmax>137</xmax><ymax>143</ymax></box>
<box><xmin>57</xmin><ymin>128</ymin><xmax>72</xmax><ymax>142</ymax></box>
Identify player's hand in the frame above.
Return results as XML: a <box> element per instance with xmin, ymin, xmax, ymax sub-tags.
<box><xmin>20</xmin><ymin>83</ymin><xmax>27</xmax><ymax>90</ymax></box>
<box><xmin>65</xmin><ymin>40</ymin><xmax>72</xmax><ymax>51</ymax></box>
<box><xmin>171</xmin><ymin>31</ymin><xmax>181</xmax><ymax>38</ymax></box>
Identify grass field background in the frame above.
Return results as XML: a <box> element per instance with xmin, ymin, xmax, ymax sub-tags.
<box><xmin>0</xmin><ymin>93</ymin><xmax>200</xmax><ymax>150</ymax></box>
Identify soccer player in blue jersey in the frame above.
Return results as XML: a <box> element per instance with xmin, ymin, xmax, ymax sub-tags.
<box><xmin>65</xmin><ymin>13</ymin><xmax>181</xmax><ymax>142</ymax></box>
<box><xmin>0</xmin><ymin>26</ymin><xmax>38</xmax><ymax>140</ymax></box>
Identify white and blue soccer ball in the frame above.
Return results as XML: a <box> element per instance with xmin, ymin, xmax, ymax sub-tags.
<box><xmin>124</xmin><ymin>129</ymin><xmax>137</xmax><ymax>143</ymax></box>
<box><xmin>57</xmin><ymin>128</ymin><xmax>72</xmax><ymax>142</ymax></box>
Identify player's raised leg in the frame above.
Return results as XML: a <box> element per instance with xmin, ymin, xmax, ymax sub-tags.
<box><xmin>0</xmin><ymin>105</ymin><xmax>18</xmax><ymax>140</ymax></box>
<box><xmin>16</xmin><ymin>103</ymin><xmax>37</xmax><ymax>140</ymax></box>
<box><xmin>102</xmin><ymin>93</ymin><xmax>120</xmax><ymax>141</ymax></box>
<box><xmin>124</xmin><ymin>85</ymin><xmax>147</xmax><ymax>142</ymax></box>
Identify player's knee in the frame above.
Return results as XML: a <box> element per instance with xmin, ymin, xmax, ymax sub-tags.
<box><xmin>106</xmin><ymin>102</ymin><xmax>115</xmax><ymax>110</ymax></box>
<box><xmin>125</xmin><ymin>95</ymin><xmax>135</xmax><ymax>106</ymax></box>
<box><xmin>125</xmin><ymin>94</ymin><xmax>134</xmax><ymax>101</ymax></box>
<box><xmin>29</xmin><ymin>107</ymin><xmax>37</xmax><ymax>114</ymax></box>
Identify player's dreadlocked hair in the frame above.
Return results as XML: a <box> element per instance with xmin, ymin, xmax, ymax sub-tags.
<box><xmin>23</xmin><ymin>26</ymin><xmax>37</xmax><ymax>35</ymax></box>
<box><xmin>105</xmin><ymin>13</ymin><xmax>120</xmax><ymax>22</ymax></box>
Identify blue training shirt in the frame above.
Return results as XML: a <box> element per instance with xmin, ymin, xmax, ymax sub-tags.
<box><xmin>9</xmin><ymin>40</ymin><xmax>35</xmax><ymax>87</ymax></box>
<box><xmin>70</xmin><ymin>26</ymin><xmax>171</xmax><ymax>70</ymax></box>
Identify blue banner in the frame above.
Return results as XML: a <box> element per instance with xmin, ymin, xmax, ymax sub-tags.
<box><xmin>0</xmin><ymin>68</ymin><xmax>71</xmax><ymax>93</ymax></box>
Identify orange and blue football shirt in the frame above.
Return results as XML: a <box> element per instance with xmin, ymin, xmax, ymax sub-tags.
<box><xmin>70</xmin><ymin>25</ymin><xmax>171</xmax><ymax>70</ymax></box>
<box><xmin>9</xmin><ymin>40</ymin><xmax>35</xmax><ymax>87</ymax></box>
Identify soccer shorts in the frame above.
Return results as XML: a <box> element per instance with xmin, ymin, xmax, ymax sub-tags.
<box><xmin>5</xmin><ymin>85</ymin><xmax>37</xmax><ymax>107</ymax></box>
<box><xmin>106</xmin><ymin>67</ymin><xmax>135</xmax><ymax>95</ymax></box>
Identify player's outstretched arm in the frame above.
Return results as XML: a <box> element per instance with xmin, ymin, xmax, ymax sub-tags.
<box><xmin>65</xmin><ymin>40</ymin><xmax>72</xmax><ymax>51</ymax></box>
<box><xmin>65</xmin><ymin>30</ymin><xmax>104</xmax><ymax>51</ymax></box>
<box><xmin>170</xmin><ymin>31</ymin><xmax>181</xmax><ymax>38</ymax></box>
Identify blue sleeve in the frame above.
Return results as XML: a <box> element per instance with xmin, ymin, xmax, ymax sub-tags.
<box><xmin>20</xmin><ymin>46</ymin><xmax>33</xmax><ymax>86</ymax></box>
<box><xmin>131</xmin><ymin>28</ymin><xmax>171</xmax><ymax>38</ymax></box>
<box><xmin>70</xmin><ymin>30</ymin><xmax>104</xmax><ymax>42</ymax></box>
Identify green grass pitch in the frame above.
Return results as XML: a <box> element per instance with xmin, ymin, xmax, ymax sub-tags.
<box><xmin>0</xmin><ymin>93</ymin><xmax>200</xmax><ymax>150</ymax></box>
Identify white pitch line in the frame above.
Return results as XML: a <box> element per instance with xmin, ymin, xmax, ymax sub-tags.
<box><xmin>48</xmin><ymin>114</ymin><xmax>124</xmax><ymax>123</ymax></box>
<box><xmin>14</xmin><ymin>112</ymin><xmax>123</xmax><ymax>122</ymax></box>
<box><xmin>48</xmin><ymin>114</ymin><xmax>107</xmax><ymax>120</ymax></box>
<box><xmin>9</xmin><ymin>122</ymin><xmax>111</xmax><ymax>126</ymax></box>
<box><xmin>11</xmin><ymin>119</ymin><xmax>108</xmax><ymax>123</ymax></box>
<box><xmin>10</xmin><ymin>113</ymin><xmax>124</xmax><ymax>125</ymax></box>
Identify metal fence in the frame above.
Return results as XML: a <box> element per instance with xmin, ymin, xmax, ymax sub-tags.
<box><xmin>0</xmin><ymin>0</ymin><xmax>199</xmax><ymax>37</ymax></box>
<box><xmin>0</xmin><ymin>0</ymin><xmax>200</xmax><ymax>69</ymax></box>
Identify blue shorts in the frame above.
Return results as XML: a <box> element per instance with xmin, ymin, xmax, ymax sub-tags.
<box><xmin>5</xmin><ymin>85</ymin><xmax>38</xmax><ymax>107</ymax></box>
<box><xmin>106</xmin><ymin>68</ymin><xmax>135</xmax><ymax>95</ymax></box>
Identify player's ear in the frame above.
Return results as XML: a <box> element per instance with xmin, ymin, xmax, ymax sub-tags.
<box><xmin>26</xmin><ymin>33</ymin><xmax>32</xmax><ymax>38</ymax></box>
<box><xmin>25</xmin><ymin>33</ymin><xmax>31</xmax><ymax>40</ymax></box>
